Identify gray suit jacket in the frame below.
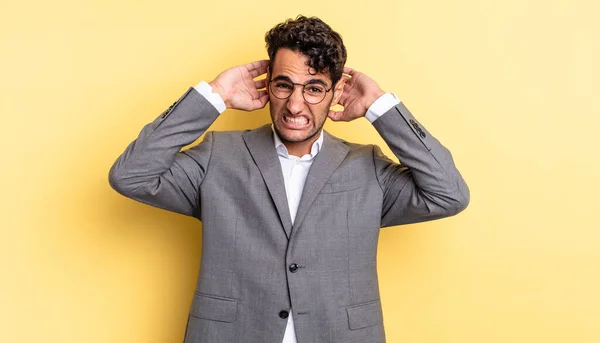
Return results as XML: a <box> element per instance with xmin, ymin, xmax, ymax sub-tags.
<box><xmin>109</xmin><ymin>87</ymin><xmax>469</xmax><ymax>343</ymax></box>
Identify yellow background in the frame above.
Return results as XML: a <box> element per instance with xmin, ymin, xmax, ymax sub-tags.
<box><xmin>2</xmin><ymin>0</ymin><xmax>599</xmax><ymax>342</ymax></box>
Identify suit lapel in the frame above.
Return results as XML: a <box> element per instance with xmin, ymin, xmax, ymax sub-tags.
<box><xmin>243</xmin><ymin>125</ymin><xmax>293</xmax><ymax>239</ymax></box>
<box><xmin>291</xmin><ymin>131</ymin><xmax>350</xmax><ymax>233</ymax></box>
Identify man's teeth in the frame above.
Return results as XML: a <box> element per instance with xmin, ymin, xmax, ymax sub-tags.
<box><xmin>284</xmin><ymin>116</ymin><xmax>308</xmax><ymax>124</ymax></box>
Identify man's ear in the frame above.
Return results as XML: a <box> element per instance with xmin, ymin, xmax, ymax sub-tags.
<box><xmin>331</xmin><ymin>77</ymin><xmax>346</xmax><ymax>106</ymax></box>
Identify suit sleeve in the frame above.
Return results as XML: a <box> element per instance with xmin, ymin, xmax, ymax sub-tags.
<box><xmin>108</xmin><ymin>87</ymin><xmax>220</xmax><ymax>218</ymax></box>
<box><xmin>372</xmin><ymin>102</ymin><xmax>470</xmax><ymax>227</ymax></box>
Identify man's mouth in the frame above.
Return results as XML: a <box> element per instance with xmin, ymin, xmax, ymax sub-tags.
<box><xmin>283</xmin><ymin>115</ymin><xmax>309</xmax><ymax>126</ymax></box>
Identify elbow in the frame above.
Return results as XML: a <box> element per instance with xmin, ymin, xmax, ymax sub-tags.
<box><xmin>453</xmin><ymin>192</ymin><xmax>470</xmax><ymax>215</ymax></box>
<box><xmin>108</xmin><ymin>164</ymin><xmax>133</xmax><ymax>197</ymax></box>
<box><xmin>432</xmin><ymin>181</ymin><xmax>470</xmax><ymax>218</ymax></box>
<box><xmin>449</xmin><ymin>184</ymin><xmax>470</xmax><ymax>216</ymax></box>
<box><xmin>108</xmin><ymin>164</ymin><xmax>159</xmax><ymax>198</ymax></box>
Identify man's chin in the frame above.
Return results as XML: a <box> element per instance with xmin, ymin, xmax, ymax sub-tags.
<box><xmin>279</xmin><ymin>132</ymin><xmax>312</xmax><ymax>143</ymax></box>
<box><xmin>275</xmin><ymin>127</ymin><xmax>316</xmax><ymax>144</ymax></box>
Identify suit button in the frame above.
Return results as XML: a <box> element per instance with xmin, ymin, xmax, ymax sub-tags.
<box><xmin>279</xmin><ymin>310</ymin><xmax>289</xmax><ymax>319</ymax></box>
<box><xmin>289</xmin><ymin>263</ymin><xmax>299</xmax><ymax>273</ymax></box>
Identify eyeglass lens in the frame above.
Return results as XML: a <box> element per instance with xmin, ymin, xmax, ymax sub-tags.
<box><xmin>270</xmin><ymin>80</ymin><xmax>327</xmax><ymax>104</ymax></box>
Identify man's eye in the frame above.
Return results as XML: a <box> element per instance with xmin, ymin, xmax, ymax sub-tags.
<box><xmin>306</xmin><ymin>86</ymin><xmax>324</xmax><ymax>94</ymax></box>
<box><xmin>275</xmin><ymin>83</ymin><xmax>293</xmax><ymax>90</ymax></box>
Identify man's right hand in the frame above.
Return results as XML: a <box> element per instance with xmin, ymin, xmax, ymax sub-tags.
<box><xmin>209</xmin><ymin>60</ymin><xmax>269</xmax><ymax>112</ymax></box>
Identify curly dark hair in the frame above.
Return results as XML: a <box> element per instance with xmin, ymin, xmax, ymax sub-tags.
<box><xmin>265</xmin><ymin>15</ymin><xmax>347</xmax><ymax>86</ymax></box>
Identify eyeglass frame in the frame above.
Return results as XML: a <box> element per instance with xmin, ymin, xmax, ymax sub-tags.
<box><xmin>268</xmin><ymin>77</ymin><xmax>334</xmax><ymax>105</ymax></box>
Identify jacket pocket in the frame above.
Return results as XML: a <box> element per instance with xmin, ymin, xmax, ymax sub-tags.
<box><xmin>320</xmin><ymin>180</ymin><xmax>365</xmax><ymax>194</ymax></box>
<box><xmin>346</xmin><ymin>299</ymin><xmax>383</xmax><ymax>330</ymax></box>
<box><xmin>189</xmin><ymin>292</ymin><xmax>238</xmax><ymax>323</ymax></box>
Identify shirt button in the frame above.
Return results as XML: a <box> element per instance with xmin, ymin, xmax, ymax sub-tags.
<box><xmin>279</xmin><ymin>310</ymin><xmax>289</xmax><ymax>319</ymax></box>
<box><xmin>289</xmin><ymin>263</ymin><xmax>299</xmax><ymax>273</ymax></box>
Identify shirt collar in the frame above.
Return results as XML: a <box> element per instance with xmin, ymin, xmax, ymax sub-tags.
<box><xmin>271</xmin><ymin>125</ymin><xmax>324</xmax><ymax>159</ymax></box>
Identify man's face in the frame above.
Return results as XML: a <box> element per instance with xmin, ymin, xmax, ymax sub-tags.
<box><xmin>268</xmin><ymin>48</ymin><xmax>342</xmax><ymax>147</ymax></box>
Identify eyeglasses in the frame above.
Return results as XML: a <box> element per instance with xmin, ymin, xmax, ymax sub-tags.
<box><xmin>269</xmin><ymin>78</ymin><xmax>333</xmax><ymax>104</ymax></box>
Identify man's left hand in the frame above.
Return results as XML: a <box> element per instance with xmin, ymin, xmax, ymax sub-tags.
<box><xmin>328</xmin><ymin>67</ymin><xmax>385</xmax><ymax>122</ymax></box>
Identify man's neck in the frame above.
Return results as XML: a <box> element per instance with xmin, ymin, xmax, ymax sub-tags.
<box><xmin>285</xmin><ymin>141</ymin><xmax>313</xmax><ymax>157</ymax></box>
<box><xmin>277</xmin><ymin>129</ymin><xmax>323</xmax><ymax>157</ymax></box>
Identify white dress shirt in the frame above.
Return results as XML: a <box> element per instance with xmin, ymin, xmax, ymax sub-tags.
<box><xmin>273</xmin><ymin>127</ymin><xmax>322</xmax><ymax>343</ymax></box>
<box><xmin>193</xmin><ymin>81</ymin><xmax>399</xmax><ymax>343</ymax></box>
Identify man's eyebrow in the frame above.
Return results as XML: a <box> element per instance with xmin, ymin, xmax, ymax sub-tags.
<box><xmin>305</xmin><ymin>79</ymin><xmax>329</xmax><ymax>87</ymax></box>
<box><xmin>271</xmin><ymin>75</ymin><xmax>329</xmax><ymax>87</ymax></box>
<box><xmin>272</xmin><ymin>75</ymin><xmax>293</xmax><ymax>82</ymax></box>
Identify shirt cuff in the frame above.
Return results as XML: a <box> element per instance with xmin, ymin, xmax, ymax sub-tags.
<box><xmin>194</xmin><ymin>81</ymin><xmax>227</xmax><ymax>113</ymax></box>
<box><xmin>365</xmin><ymin>93</ymin><xmax>400</xmax><ymax>123</ymax></box>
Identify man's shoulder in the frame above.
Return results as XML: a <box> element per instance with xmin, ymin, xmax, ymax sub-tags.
<box><xmin>325</xmin><ymin>131</ymin><xmax>377</xmax><ymax>156</ymax></box>
<box><xmin>207</xmin><ymin>124</ymin><xmax>271</xmax><ymax>151</ymax></box>
<box><xmin>209</xmin><ymin>124</ymin><xmax>266</xmax><ymax>139</ymax></box>
<box><xmin>210</xmin><ymin>129</ymin><xmax>247</xmax><ymax>138</ymax></box>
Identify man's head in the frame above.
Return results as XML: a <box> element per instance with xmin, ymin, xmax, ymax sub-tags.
<box><xmin>265</xmin><ymin>15</ymin><xmax>347</xmax><ymax>86</ymax></box>
<box><xmin>264</xmin><ymin>16</ymin><xmax>347</xmax><ymax>155</ymax></box>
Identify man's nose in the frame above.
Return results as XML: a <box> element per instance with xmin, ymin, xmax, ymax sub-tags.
<box><xmin>286</xmin><ymin>86</ymin><xmax>305</xmax><ymax>114</ymax></box>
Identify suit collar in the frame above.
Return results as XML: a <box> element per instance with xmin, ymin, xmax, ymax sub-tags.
<box><xmin>291</xmin><ymin>130</ymin><xmax>349</xmax><ymax>232</ymax></box>
<box><xmin>243</xmin><ymin>125</ymin><xmax>293</xmax><ymax>238</ymax></box>
<box><xmin>242</xmin><ymin>125</ymin><xmax>350</xmax><ymax>239</ymax></box>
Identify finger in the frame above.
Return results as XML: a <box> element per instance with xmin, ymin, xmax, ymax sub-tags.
<box><xmin>250</xmin><ymin>89</ymin><xmax>268</xmax><ymax>100</ymax></box>
<box><xmin>252</xmin><ymin>93</ymin><xmax>269</xmax><ymax>109</ymax></box>
<box><xmin>248</xmin><ymin>60</ymin><xmax>269</xmax><ymax>78</ymax></box>
<box><xmin>247</xmin><ymin>59</ymin><xmax>269</xmax><ymax>70</ymax></box>
<box><xmin>343</xmin><ymin>67</ymin><xmax>356</xmax><ymax>76</ymax></box>
<box><xmin>254</xmin><ymin>79</ymin><xmax>267</xmax><ymax>89</ymax></box>
<box><xmin>255</xmin><ymin>89</ymin><xmax>268</xmax><ymax>98</ymax></box>
<box><xmin>337</xmin><ymin>92</ymin><xmax>351</xmax><ymax>105</ymax></box>
<box><xmin>328</xmin><ymin>110</ymin><xmax>344</xmax><ymax>122</ymax></box>
<box><xmin>340</xmin><ymin>74</ymin><xmax>352</xmax><ymax>84</ymax></box>
<box><xmin>256</xmin><ymin>59</ymin><xmax>270</xmax><ymax>67</ymax></box>
<box><xmin>249</xmin><ymin>67</ymin><xmax>267</xmax><ymax>78</ymax></box>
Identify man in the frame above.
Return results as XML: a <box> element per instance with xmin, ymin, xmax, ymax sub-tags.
<box><xmin>109</xmin><ymin>15</ymin><xmax>469</xmax><ymax>343</ymax></box>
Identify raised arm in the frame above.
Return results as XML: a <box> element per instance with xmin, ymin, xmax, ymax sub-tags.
<box><xmin>328</xmin><ymin>67</ymin><xmax>470</xmax><ymax>227</ymax></box>
<box><xmin>108</xmin><ymin>60</ymin><xmax>269</xmax><ymax>217</ymax></box>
